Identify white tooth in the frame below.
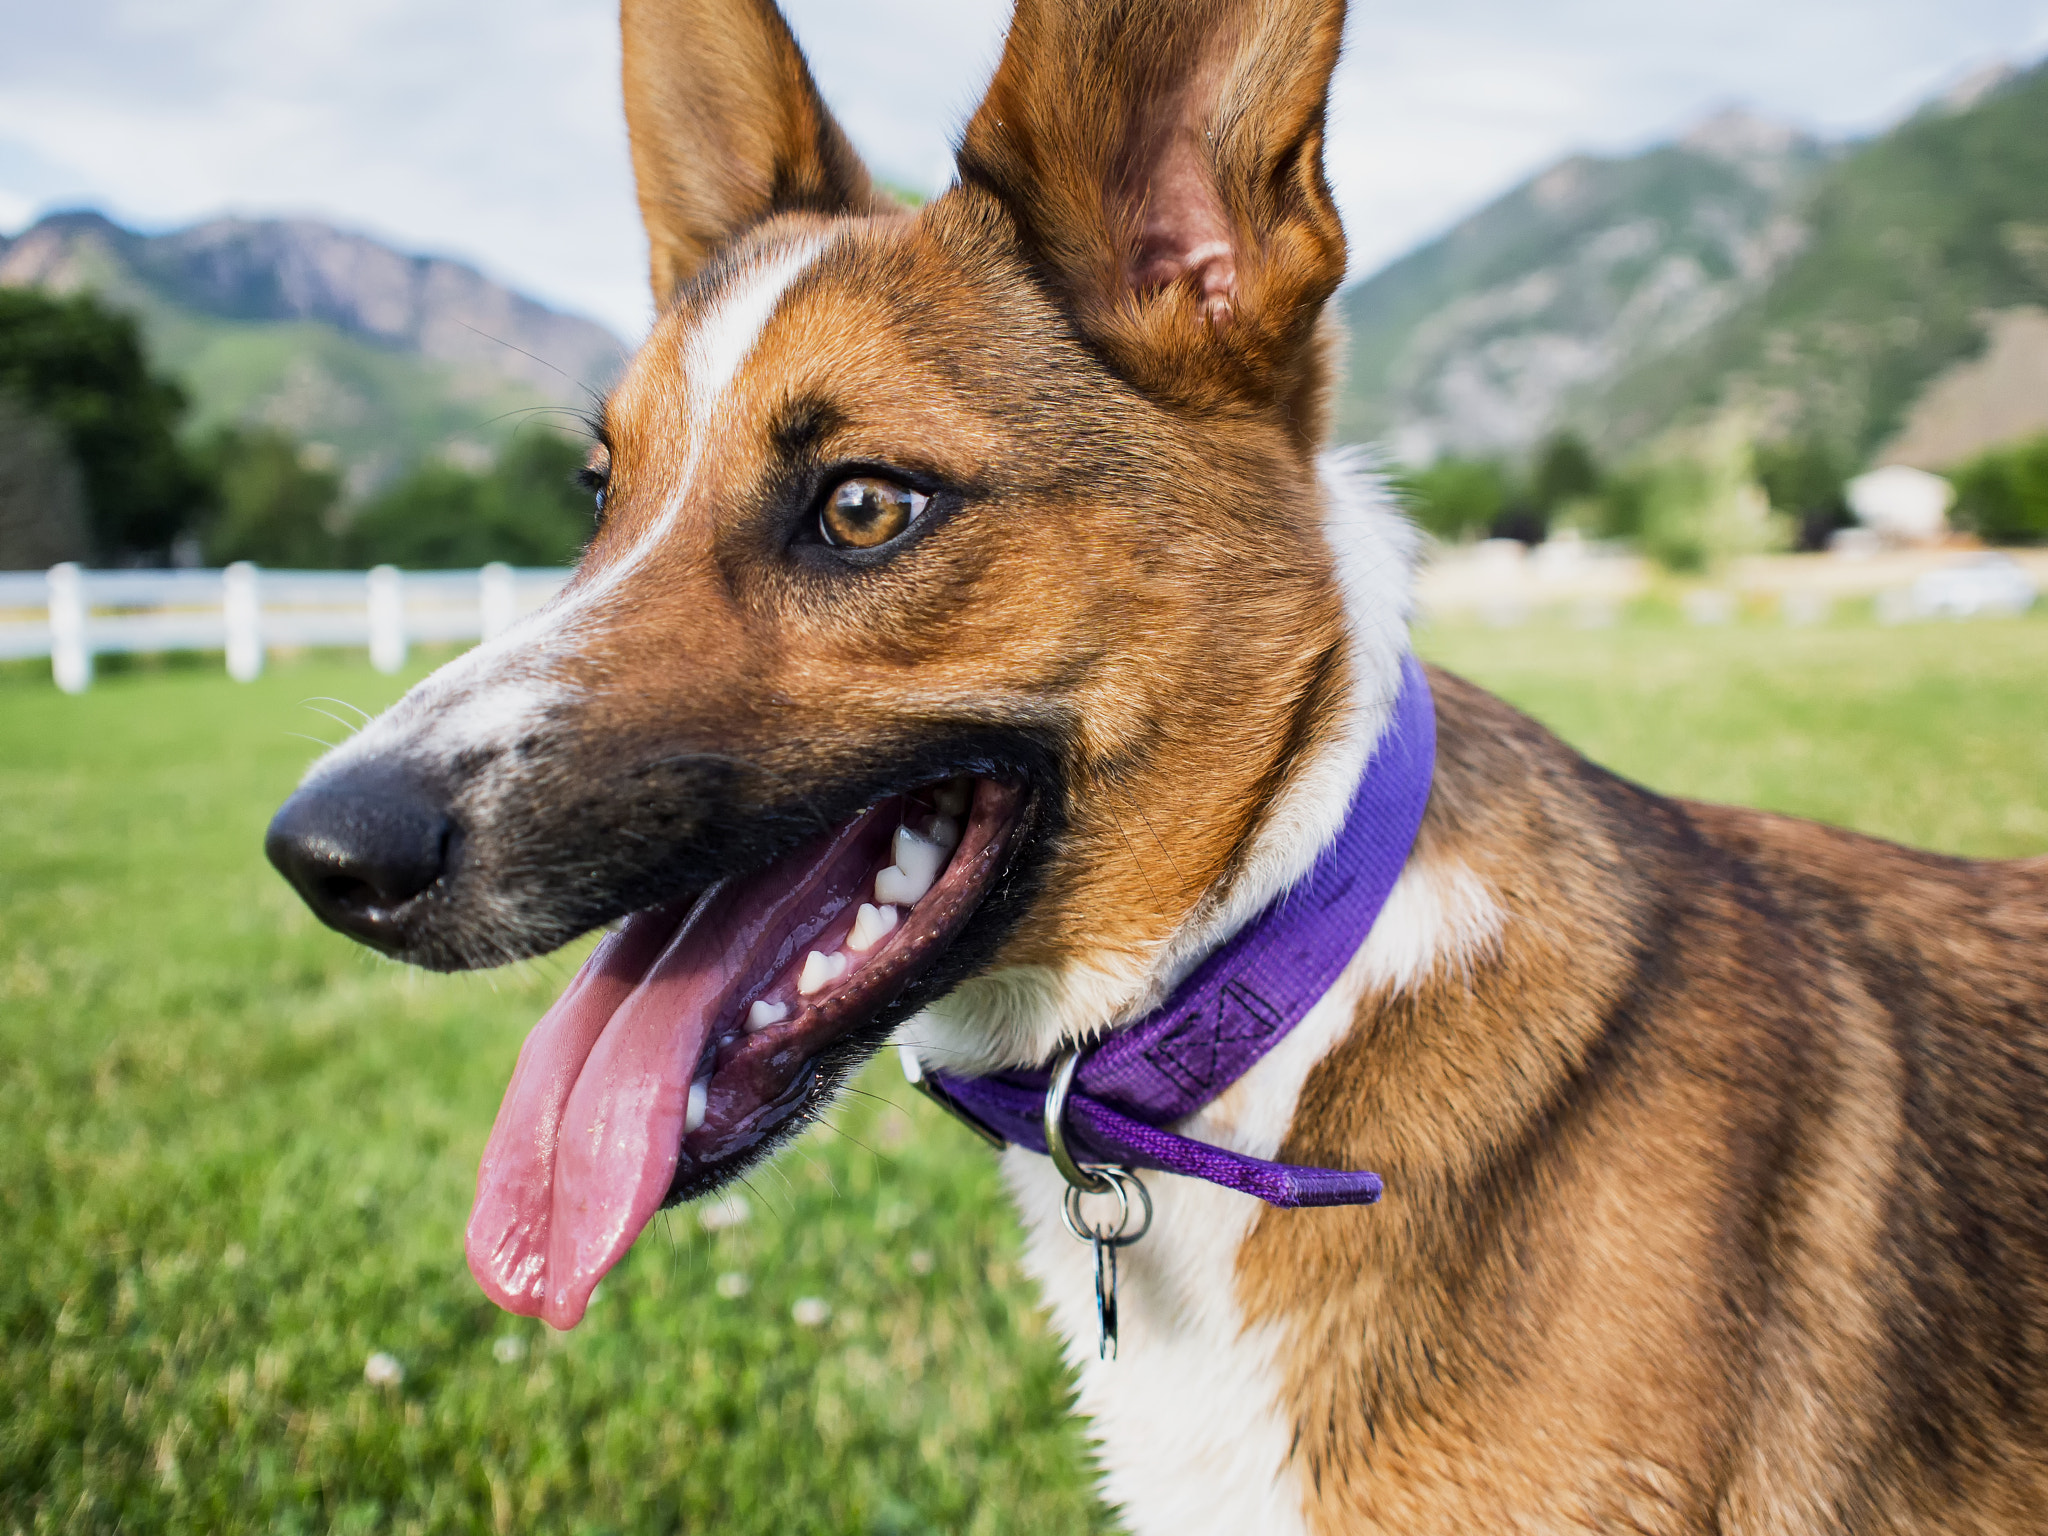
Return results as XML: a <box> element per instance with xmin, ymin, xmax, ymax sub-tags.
<box><xmin>685</xmin><ymin>1077</ymin><xmax>710</xmax><ymax>1134</ymax></box>
<box><xmin>747</xmin><ymin>999</ymin><xmax>789</xmax><ymax>1032</ymax></box>
<box><xmin>932</xmin><ymin>780</ymin><xmax>971</xmax><ymax>818</ymax></box>
<box><xmin>892</xmin><ymin>822</ymin><xmax>935</xmax><ymax>870</ymax></box>
<box><xmin>927</xmin><ymin>814</ymin><xmax>960</xmax><ymax>852</ymax></box>
<box><xmin>874</xmin><ymin>864</ymin><xmax>921</xmax><ymax>906</ymax></box>
<box><xmin>798</xmin><ymin>949</ymin><xmax>847</xmax><ymax>996</ymax></box>
<box><xmin>877</xmin><ymin>824</ymin><xmax>947</xmax><ymax>905</ymax></box>
<box><xmin>847</xmin><ymin>902</ymin><xmax>900</xmax><ymax>953</ymax></box>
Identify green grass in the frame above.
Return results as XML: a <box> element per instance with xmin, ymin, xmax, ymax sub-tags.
<box><xmin>1</xmin><ymin>658</ymin><xmax>1103</xmax><ymax>1536</ymax></box>
<box><xmin>4</xmin><ymin>615</ymin><xmax>2045</xmax><ymax>1533</ymax></box>
<box><xmin>1420</xmin><ymin>613</ymin><xmax>2048</xmax><ymax>858</ymax></box>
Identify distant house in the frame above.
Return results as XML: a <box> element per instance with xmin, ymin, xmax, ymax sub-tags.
<box><xmin>1847</xmin><ymin>465</ymin><xmax>1954</xmax><ymax>544</ymax></box>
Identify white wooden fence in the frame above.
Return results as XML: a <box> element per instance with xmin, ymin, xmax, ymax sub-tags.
<box><xmin>0</xmin><ymin>563</ymin><xmax>572</xmax><ymax>693</ymax></box>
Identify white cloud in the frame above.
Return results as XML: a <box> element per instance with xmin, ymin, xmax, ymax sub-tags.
<box><xmin>2</xmin><ymin>0</ymin><xmax>2045</xmax><ymax>340</ymax></box>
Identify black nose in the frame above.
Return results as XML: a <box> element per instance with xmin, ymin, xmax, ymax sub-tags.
<box><xmin>265</xmin><ymin>764</ymin><xmax>455</xmax><ymax>949</ymax></box>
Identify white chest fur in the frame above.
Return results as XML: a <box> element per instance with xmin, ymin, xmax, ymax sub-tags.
<box><xmin>999</xmin><ymin>858</ymin><xmax>1503</xmax><ymax>1536</ymax></box>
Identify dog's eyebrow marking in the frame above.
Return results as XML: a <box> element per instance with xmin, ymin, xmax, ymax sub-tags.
<box><xmin>598</xmin><ymin>235</ymin><xmax>831</xmax><ymax>589</ymax></box>
<box><xmin>685</xmin><ymin>239</ymin><xmax>827</xmax><ymax>437</ymax></box>
<box><xmin>770</xmin><ymin>395</ymin><xmax>843</xmax><ymax>460</ymax></box>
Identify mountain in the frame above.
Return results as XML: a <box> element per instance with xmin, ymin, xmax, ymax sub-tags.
<box><xmin>0</xmin><ymin>212</ymin><xmax>626</xmax><ymax>493</ymax></box>
<box><xmin>1334</xmin><ymin>59</ymin><xmax>2048</xmax><ymax>475</ymax></box>
<box><xmin>1582</xmin><ymin>60</ymin><xmax>2048</xmax><ymax>467</ymax></box>
<box><xmin>1333</xmin><ymin>111</ymin><xmax>1830</xmax><ymax>464</ymax></box>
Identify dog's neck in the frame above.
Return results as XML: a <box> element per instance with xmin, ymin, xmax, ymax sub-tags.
<box><xmin>1002</xmin><ymin>666</ymin><xmax>1665</xmax><ymax>1534</ymax></box>
<box><xmin>901</xmin><ymin>451</ymin><xmax>1421</xmax><ymax>1076</ymax></box>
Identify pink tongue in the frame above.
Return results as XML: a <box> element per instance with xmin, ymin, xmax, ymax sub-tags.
<box><xmin>465</xmin><ymin>891</ymin><xmax>742</xmax><ymax>1329</ymax></box>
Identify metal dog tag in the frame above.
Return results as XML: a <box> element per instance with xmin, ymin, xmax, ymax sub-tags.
<box><xmin>1090</xmin><ymin>1230</ymin><xmax>1120</xmax><ymax>1359</ymax></box>
<box><xmin>1043</xmin><ymin>1047</ymin><xmax>1154</xmax><ymax>1360</ymax></box>
<box><xmin>1061</xmin><ymin>1174</ymin><xmax>1151</xmax><ymax>1360</ymax></box>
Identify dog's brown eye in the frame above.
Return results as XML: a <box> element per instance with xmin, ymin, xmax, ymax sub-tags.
<box><xmin>578</xmin><ymin>444</ymin><xmax>612</xmax><ymax>524</ymax></box>
<box><xmin>820</xmin><ymin>477</ymin><xmax>926</xmax><ymax>550</ymax></box>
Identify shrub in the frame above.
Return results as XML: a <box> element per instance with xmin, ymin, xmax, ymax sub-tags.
<box><xmin>1396</xmin><ymin>457</ymin><xmax>1515</xmax><ymax>542</ymax></box>
<box><xmin>341</xmin><ymin>431</ymin><xmax>594</xmax><ymax>568</ymax></box>
<box><xmin>1950</xmin><ymin>434</ymin><xmax>2048</xmax><ymax>544</ymax></box>
<box><xmin>194</xmin><ymin>427</ymin><xmax>345</xmax><ymax>567</ymax></box>
<box><xmin>1529</xmin><ymin>432</ymin><xmax>1601</xmax><ymax>516</ymax></box>
<box><xmin>1755</xmin><ymin>437</ymin><xmax>1853</xmax><ymax>551</ymax></box>
<box><xmin>1607</xmin><ymin>429</ymin><xmax>1782</xmax><ymax>573</ymax></box>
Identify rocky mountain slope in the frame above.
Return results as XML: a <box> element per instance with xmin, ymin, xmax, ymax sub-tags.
<box><xmin>0</xmin><ymin>212</ymin><xmax>625</xmax><ymax>493</ymax></box>
<box><xmin>1583</xmin><ymin>61</ymin><xmax>2048</xmax><ymax>468</ymax></box>
<box><xmin>1334</xmin><ymin>60</ymin><xmax>2048</xmax><ymax>474</ymax></box>
<box><xmin>1333</xmin><ymin>111</ymin><xmax>1829</xmax><ymax>463</ymax></box>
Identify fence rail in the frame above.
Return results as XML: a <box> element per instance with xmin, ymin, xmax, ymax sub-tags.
<box><xmin>6</xmin><ymin>545</ymin><xmax>2040</xmax><ymax>695</ymax></box>
<box><xmin>0</xmin><ymin>563</ymin><xmax>572</xmax><ymax>693</ymax></box>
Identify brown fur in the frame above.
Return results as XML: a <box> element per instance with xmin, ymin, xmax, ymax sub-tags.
<box><xmin>577</xmin><ymin>189</ymin><xmax>1349</xmax><ymax>995</ymax></box>
<box><xmin>594</xmin><ymin>0</ymin><xmax>1362</xmax><ymax>1002</ymax></box>
<box><xmin>622</xmin><ymin>0</ymin><xmax>894</xmax><ymax>305</ymax></box>
<box><xmin>1249</xmin><ymin>673</ymin><xmax>2048</xmax><ymax>1531</ymax></box>
<box><xmin>607</xmin><ymin>6</ymin><xmax>2048</xmax><ymax>1523</ymax></box>
<box><xmin>310</xmin><ymin>0</ymin><xmax>2048</xmax><ymax>1523</ymax></box>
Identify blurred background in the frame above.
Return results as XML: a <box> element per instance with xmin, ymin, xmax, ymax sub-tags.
<box><xmin>3</xmin><ymin>3</ymin><xmax>2046</xmax><ymax>1532</ymax></box>
<box><xmin>6</xmin><ymin>0</ymin><xmax>2048</xmax><ymax>569</ymax></box>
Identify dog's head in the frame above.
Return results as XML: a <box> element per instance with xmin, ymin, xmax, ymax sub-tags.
<box><xmin>266</xmin><ymin>0</ymin><xmax>1411</xmax><ymax>1327</ymax></box>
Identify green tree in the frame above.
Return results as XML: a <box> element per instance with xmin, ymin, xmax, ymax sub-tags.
<box><xmin>1529</xmin><ymin>432</ymin><xmax>1601</xmax><ymax>515</ymax></box>
<box><xmin>341</xmin><ymin>430</ymin><xmax>593</xmax><ymax>568</ymax></box>
<box><xmin>1951</xmin><ymin>434</ymin><xmax>2048</xmax><ymax>544</ymax></box>
<box><xmin>1593</xmin><ymin>468</ymin><xmax>1650</xmax><ymax>543</ymax></box>
<box><xmin>1396</xmin><ymin>457</ymin><xmax>1516</xmax><ymax>541</ymax></box>
<box><xmin>194</xmin><ymin>427</ymin><xmax>345</xmax><ymax>567</ymax></box>
<box><xmin>1755</xmin><ymin>437</ymin><xmax>1852</xmax><ymax>550</ymax></box>
<box><xmin>1631</xmin><ymin>433</ymin><xmax>1779</xmax><ymax>573</ymax></box>
<box><xmin>0</xmin><ymin>392</ymin><xmax>92</xmax><ymax>567</ymax></box>
<box><xmin>0</xmin><ymin>288</ymin><xmax>207</xmax><ymax>560</ymax></box>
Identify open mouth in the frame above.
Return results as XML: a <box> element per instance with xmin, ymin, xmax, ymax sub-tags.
<box><xmin>465</xmin><ymin>775</ymin><xmax>1025</xmax><ymax>1329</ymax></box>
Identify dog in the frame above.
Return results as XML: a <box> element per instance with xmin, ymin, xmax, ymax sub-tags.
<box><xmin>265</xmin><ymin>1</ymin><xmax>2048</xmax><ymax>1529</ymax></box>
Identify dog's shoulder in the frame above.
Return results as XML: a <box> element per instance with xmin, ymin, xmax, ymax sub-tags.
<box><xmin>1683</xmin><ymin>797</ymin><xmax>2048</xmax><ymax>1021</ymax></box>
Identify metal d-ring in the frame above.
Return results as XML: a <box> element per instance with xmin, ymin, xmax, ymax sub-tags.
<box><xmin>1042</xmin><ymin>1048</ymin><xmax>1115</xmax><ymax>1195</ymax></box>
<box><xmin>1060</xmin><ymin>1168</ymin><xmax>1154</xmax><ymax>1247</ymax></box>
<box><xmin>1043</xmin><ymin>1051</ymin><xmax>1153</xmax><ymax>1364</ymax></box>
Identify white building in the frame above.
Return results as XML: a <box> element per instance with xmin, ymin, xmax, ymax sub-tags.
<box><xmin>1847</xmin><ymin>465</ymin><xmax>1954</xmax><ymax>545</ymax></box>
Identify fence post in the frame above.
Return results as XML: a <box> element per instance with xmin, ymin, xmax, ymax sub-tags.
<box><xmin>224</xmin><ymin>562</ymin><xmax>264</xmax><ymax>681</ymax></box>
<box><xmin>368</xmin><ymin>565</ymin><xmax>406</xmax><ymax>674</ymax></box>
<box><xmin>48</xmin><ymin>562</ymin><xmax>91</xmax><ymax>694</ymax></box>
<box><xmin>480</xmin><ymin>561</ymin><xmax>517</xmax><ymax>642</ymax></box>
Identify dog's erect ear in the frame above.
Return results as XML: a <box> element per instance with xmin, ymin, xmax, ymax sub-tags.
<box><xmin>622</xmin><ymin>0</ymin><xmax>889</xmax><ymax>307</ymax></box>
<box><xmin>958</xmin><ymin>0</ymin><xmax>1348</xmax><ymax>430</ymax></box>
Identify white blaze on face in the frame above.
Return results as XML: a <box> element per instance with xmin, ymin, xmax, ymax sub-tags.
<box><xmin>584</xmin><ymin>234</ymin><xmax>832</xmax><ymax>600</ymax></box>
<box><xmin>301</xmin><ymin>236</ymin><xmax>833</xmax><ymax>789</ymax></box>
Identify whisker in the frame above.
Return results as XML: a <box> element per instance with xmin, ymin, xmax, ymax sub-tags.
<box><xmin>1133</xmin><ymin>803</ymin><xmax>1191</xmax><ymax>891</ymax></box>
<box><xmin>1108</xmin><ymin>810</ymin><xmax>1170</xmax><ymax>913</ymax></box>
<box><xmin>301</xmin><ymin>705</ymin><xmax>361</xmax><ymax>737</ymax></box>
<box><xmin>791</xmin><ymin>1141</ymin><xmax>842</xmax><ymax>1200</ymax></box>
<box><xmin>480</xmin><ymin>403</ymin><xmax>608</xmax><ymax>434</ymax></box>
<box><xmin>455</xmin><ymin>320</ymin><xmax>613</xmax><ymax>413</ymax></box>
<box><xmin>814</xmin><ymin>1117</ymin><xmax>892</xmax><ymax>1170</ymax></box>
<box><xmin>303</xmin><ymin>695</ymin><xmax>373</xmax><ymax>726</ymax></box>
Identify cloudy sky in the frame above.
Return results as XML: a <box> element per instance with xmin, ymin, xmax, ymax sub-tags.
<box><xmin>4</xmin><ymin>0</ymin><xmax>2046</xmax><ymax>341</ymax></box>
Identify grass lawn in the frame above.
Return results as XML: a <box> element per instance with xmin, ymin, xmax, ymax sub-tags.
<box><xmin>4</xmin><ymin>613</ymin><xmax>2044</xmax><ymax>1534</ymax></box>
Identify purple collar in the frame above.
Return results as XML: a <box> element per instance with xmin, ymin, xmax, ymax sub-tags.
<box><xmin>922</xmin><ymin>654</ymin><xmax>1435</xmax><ymax>1209</ymax></box>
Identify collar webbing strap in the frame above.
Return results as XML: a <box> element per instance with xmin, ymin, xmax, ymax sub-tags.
<box><xmin>923</xmin><ymin>654</ymin><xmax>1435</xmax><ymax>1209</ymax></box>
